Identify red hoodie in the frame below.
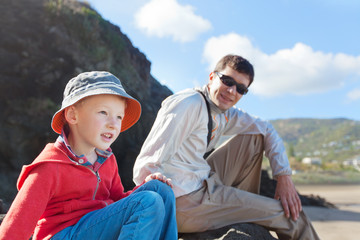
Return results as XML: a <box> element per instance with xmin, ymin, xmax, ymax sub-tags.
<box><xmin>0</xmin><ymin>141</ymin><xmax>137</xmax><ymax>240</ymax></box>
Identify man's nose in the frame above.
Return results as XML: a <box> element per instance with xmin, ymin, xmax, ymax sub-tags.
<box><xmin>227</xmin><ymin>85</ymin><xmax>237</xmax><ymax>94</ymax></box>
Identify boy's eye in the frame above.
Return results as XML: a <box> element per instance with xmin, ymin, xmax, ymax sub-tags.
<box><xmin>99</xmin><ymin>111</ymin><xmax>107</xmax><ymax>115</ymax></box>
<box><xmin>117</xmin><ymin>116</ymin><xmax>123</xmax><ymax>120</ymax></box>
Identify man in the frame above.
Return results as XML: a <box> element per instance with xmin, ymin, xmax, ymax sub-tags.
<box><xmin>133</xmin><ymin>54</ymin><xmax>319</xmax><ymax>239</ymax></box>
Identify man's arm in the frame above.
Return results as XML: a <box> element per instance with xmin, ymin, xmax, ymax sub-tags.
<box><xmin>261</xmin><ymin>121</ymin><xmax>302</xmax><ymax>220</ymax></box>
<box><xmin>133</xmin><ymin>92</ymin><xmax>207</xmax><ymax>185</ymax></box>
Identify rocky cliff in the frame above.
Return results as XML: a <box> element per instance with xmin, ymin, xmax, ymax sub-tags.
<box><xmin>0</xmin><ymin>0</ymin><xmax>172</xmax><ymax>207</ymax></box>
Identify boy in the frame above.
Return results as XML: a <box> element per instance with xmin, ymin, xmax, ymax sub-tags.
<box><xmin>0</xmin><ymin>71</ymin><xmax>177</xmax><ymax>240</ymax></box>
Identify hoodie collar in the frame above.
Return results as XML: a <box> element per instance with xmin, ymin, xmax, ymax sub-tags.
<box><xmin>54</xmin><ymin>129</ymin><xmax>113</xmax><ymax>166</ymax></box>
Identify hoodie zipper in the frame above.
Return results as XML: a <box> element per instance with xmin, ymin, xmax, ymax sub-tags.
<box><xmin>93</xmin><ymin>170</ymin><xmax>101</xmax><ymax>200</ymax></box>
<box><xmin>84</xmin><ymin>168</ymin><xmax>102</xmax><ymax>200</ymax></box>
<box><xmin>83</xmin><ymin>166</ymin><xmax>109</xmax><ymax>206</ymax></box>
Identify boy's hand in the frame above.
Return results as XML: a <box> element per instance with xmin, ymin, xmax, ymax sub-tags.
<box><xmin>145</xmin><ymin>172</ymin><xmax>173</xmax><ymax>188</ymax></box>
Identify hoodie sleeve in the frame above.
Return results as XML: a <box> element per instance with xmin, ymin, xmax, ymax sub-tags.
<box><xmin>107</xmin><ymin>155</ymin><xmax>138</xmax><ymax>201</ymax></box>
<box><xmin>0</xmin><ymin>163</ymin><xmax>58</xmax><ymax>240</ymax></box>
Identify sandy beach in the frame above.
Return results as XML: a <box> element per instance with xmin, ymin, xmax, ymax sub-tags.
<box><xmin>296</xmin><ymin>184</ymin><xmax>360</xmax><ymax>240</ymax></box>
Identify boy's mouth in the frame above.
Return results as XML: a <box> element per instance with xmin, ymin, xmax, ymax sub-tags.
<box><xmin>102</xmin><ymin>133</ymin><xmax>113</xmax><ymax>139</ymax></box>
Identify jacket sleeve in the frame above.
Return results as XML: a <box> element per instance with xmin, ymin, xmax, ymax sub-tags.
<box><xmin>0</xmin><ymin>164</ymin><xmax>57</xmax><ymax>240</ymax></box>
<box><xmin>133</xmin><ymin>92</ymin><xmax>206</xmax><ymax>185</ymax></box>
<box><xmin>108</xmin><ymin>156</ymin><xmax>143</xmax><ymax>201</ymax></box>
<box><xmin>223</xmin><ymin>108</ymin><xmax>292</xmax><ymax>178</ymax></box>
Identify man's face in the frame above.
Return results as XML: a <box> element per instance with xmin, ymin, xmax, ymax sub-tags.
<box><xmin>208</xmin><ymin>66</ymin><xmax>250</xmax><ymax>111</ymax></box>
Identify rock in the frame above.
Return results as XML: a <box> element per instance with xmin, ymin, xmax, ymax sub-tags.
<box><xmin>260</xmin><ymin>170</ymin><xmax>335</xmax><ymax>208</ymax></box>
<box><xmin>0</xmin><ymin>199</ymin><xmax>5</xmax><ymax>225</ymax></box>
<box><xmin>0</xmin><ymin>199</ymin><xmax>3</xmax><ymax>214</ymax></box>
<box><xmin>0</xmin><ymin>214</ymin><xmax>5</xmax><ymax>225</ymax></box>
<box><xmin>179</xmin><ymin>223</ymin><xmax>277</xmax><ymax>240</ymax></box>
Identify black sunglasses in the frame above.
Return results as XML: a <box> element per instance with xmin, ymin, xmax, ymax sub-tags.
<box><xmin>215</xmin><ymin>71</ymin><xmax>248</xmax><ymax>95</ymax></box>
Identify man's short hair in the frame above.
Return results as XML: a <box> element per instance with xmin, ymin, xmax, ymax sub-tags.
<box><xmin>214</xmin><ymin>54</ymin><xmax>254</xmax><ymax>86</ymax></box>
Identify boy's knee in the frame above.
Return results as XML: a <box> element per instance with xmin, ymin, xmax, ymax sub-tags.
<box><xmin>138</xmin><ymin>191</ymin><xmax>165</xmax><ymax>212</ymax></box>
<box><xmin>139</xmin><ymin>191</ymin><xmax>166</xmax><ymax>221</ymax></box>
<box><xmin>144</xmin><ymin>179</ymin><xmax>166</xmax><ymax>189</ymax></box>
<box><xmin>144</xmin><ymin>180</ymin><xmax>175</xmax><ymax>199</ymax></box>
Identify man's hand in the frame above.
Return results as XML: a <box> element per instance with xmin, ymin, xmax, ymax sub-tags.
<box><xmin>274</xmin><ymin>175</ymin><xmax>302</xmax><ymax>221</ymax></box>
<box><xmin>145</xmin><ymin>172</ymin><xmax>173</xmax><ymax>188</ymax></box>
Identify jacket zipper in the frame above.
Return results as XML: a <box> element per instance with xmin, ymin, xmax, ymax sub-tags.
<box><xmin>83</xmin><ymin>166</ymin><xmax>107</xmax><ymax>204</ymax></box>
<box><xmin>92</xmin><ymin>170</ymin><xmax>101</xmax><ymax>200</ymax></box>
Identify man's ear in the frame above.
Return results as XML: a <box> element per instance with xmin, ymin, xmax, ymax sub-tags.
<box><xmin>209</xmin><ymin>72</ymin><xmax>215</xmax><ymax>79</ymax></box>
<box><xmin>208</xmin><ymin>72</ymin><xmax>215</xmax><ymax>85</ymax></box>
<box><xmin>64</xmin><ymin>106</ymin><xmax>78</xmax><ymax>125</ymax></box>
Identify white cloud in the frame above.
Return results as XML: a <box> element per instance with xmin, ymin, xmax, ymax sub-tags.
<box><xmin>134</xmin><ymin>0</ymin><xmax>211</xmax><ymax>42</ymax></box>
<box><xmin>203</xmin><ymin>33</ymin><xmax>360</xmax><ymax>97</ymax></box>
<box><xmin>347</xmin><ymin>88</ymin><xmax>360</xmax><ymax>101</ymax></box>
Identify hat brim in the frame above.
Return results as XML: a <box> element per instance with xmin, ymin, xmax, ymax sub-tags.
<box><xmin>120</xmin><ymin>97</ymin><xmax>142</xmax><ymax>132</ymax></box>
<box><xmin>51</xmin><ymin>92</ymin><xmax>141</xmax><ymax>134</ymax></box>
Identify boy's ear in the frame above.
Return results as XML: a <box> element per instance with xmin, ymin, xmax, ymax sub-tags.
<box><xmin>64</xmin><ymin>106</ymin><xmax>78</xmax><ymax>125</ymax></box>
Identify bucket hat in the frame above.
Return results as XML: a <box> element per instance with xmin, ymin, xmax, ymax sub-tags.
<box><xmin>51</xmin><ymin>71</ymin><xmax>141</xmax><ymax>134</ymax></box>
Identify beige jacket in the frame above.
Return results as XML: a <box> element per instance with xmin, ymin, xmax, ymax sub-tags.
<box><xmin>133</xmin><ymin>86</ymin><xmax>291</xmax><ymax>197</ymax></box>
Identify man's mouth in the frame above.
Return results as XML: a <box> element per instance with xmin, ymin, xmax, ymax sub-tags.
<box><xmin>220</xmin><ymin>93</ymin><xmax>233</xmax><ymax>103</ymax></box>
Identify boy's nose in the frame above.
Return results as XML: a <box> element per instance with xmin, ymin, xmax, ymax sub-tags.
<box><xmin>107</xmin><ymin>117</ymin><xmax>121</xmax><ymax>130</ymax></box>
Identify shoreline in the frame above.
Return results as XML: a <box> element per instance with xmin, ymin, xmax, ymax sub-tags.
<box><xmin>296</xmin><ymin>184</ymin><xmax>360</xmax><ymax>240</ymax></box>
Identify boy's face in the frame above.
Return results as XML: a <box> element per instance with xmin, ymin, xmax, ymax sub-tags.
<box><xmin>208</xmin><ymin>65</ymin><xmax>250</xmax><ymax>111</ymax></box>
<box><xmin>67</xmin><ymin>94</ymin><xmax>126</xmax><ymax>156</ymax></box>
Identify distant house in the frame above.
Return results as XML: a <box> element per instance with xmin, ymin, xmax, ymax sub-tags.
<box><xmin>343</xmin><ymin>157</ymin><xmax>360</xmax><ymax>170</ymax></box>
<box><xmin>302</xmin><ymin>157</ymin><xmax>322</xmax><ymax>165</ymax></box>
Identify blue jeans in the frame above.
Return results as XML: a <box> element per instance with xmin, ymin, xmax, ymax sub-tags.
<box><xmin>51</xmin><ymin>180</ymin><xmax>178</xmax><ymax>240</ymax></box>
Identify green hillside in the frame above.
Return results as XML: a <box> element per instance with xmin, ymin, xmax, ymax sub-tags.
<box><xmin>270</xmin><ymin>118</ymin><xmax>360</xmax><ymax>164</ymax></box>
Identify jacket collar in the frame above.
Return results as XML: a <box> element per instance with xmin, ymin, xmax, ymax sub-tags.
<box><xmin>54</xmin><ymin>129</ymin><xmax>113</xmax><ymax>166</ymax></box>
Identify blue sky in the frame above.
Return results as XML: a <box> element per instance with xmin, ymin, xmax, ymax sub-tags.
<box><xmin>86</xmin><ymin>0</ymin><xmax>360</xmax><ymax>121</ymax></box>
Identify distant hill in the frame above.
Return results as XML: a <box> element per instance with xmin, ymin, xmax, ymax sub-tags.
<box><xmin>270</xmin><ymin>118</ymin><xmax>360</xmax><ymax>163</ymax></box>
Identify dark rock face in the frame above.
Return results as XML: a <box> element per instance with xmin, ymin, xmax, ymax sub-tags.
<box><xmin>179</xmin><ymin>223</ymin><xmax>277</xmax><ymax>240</ymax></box>
<box><xmin>0</xmin><ymin>0</ymin><xmax>172</xmax><ymax>206</ymax></box>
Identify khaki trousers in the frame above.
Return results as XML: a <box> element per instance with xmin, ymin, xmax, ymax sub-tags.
<box><xmin>176</xmin><ymin>134</ymin><xmax>319</xmax><ymax>240</ymax></box>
